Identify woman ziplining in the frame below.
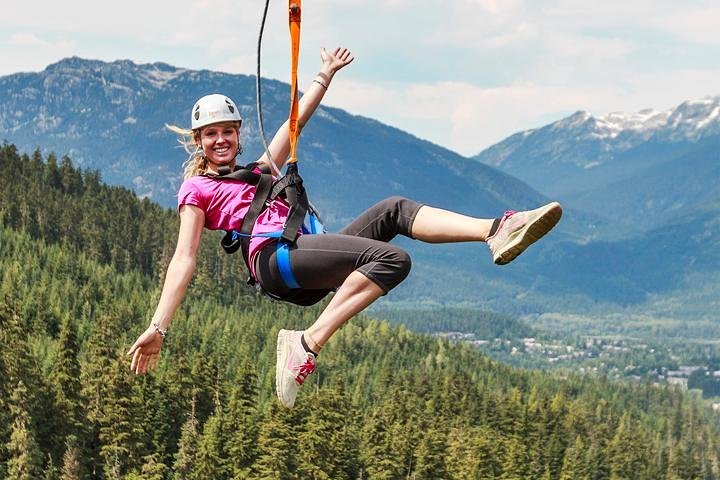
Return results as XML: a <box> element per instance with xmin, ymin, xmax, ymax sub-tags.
<box><xmin>127</xmin><ymin>6</ymin><xmax>562</xmax><ymax>410</ymax></box>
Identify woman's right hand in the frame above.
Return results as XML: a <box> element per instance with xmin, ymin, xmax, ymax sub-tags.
<box><xmin>127</xmin><ymin>325</ymin><xmax>165</xmax><ymax>375</ymax></box>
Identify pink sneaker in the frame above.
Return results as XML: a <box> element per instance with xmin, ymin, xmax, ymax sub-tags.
<box><xmin>487</xmin><ymin>202</ymin><xmax>562</xmax><ymax>265</ymax></box>
<box><xmin>276</xmin><ymin>329</ymin><xmax>316</xmax><ymax>408</ymax></box>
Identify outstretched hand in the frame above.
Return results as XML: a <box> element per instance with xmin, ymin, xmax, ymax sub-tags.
<box><xmin>127</xmin><ymin>326</ymin><xmax>164</xmax><ymax>375</ymax></box>
<box><xmin>321</xmin><ymin>47</ymin><xmax>354</xmax><ymax>74</ymax></box>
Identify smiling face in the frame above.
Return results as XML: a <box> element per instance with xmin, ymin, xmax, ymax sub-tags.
<box><xmin>197</xmin><ymin>121</ymin><xmax>241</xmax><ymax>172</ymax></box>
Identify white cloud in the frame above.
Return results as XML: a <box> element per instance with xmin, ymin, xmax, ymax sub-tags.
<box><xmin>0</xmin><ymin>0</ymin><xmax>718</xmax><ymax>157</ymax></box>
<box><xmin>326</xmin><ymin>63</ymin><xmax>720</xmax><ymax>156</ymax></box>
<box><xmin>216</xmin><ymin>54</ymin><xmax>257</xmax><ymax>75</ymax></box>
<box><xmin>324</xmin><ymin>79</ymin><xmax>599</xmax><ymax>155</ymax></box>
<box><xmin>8</xmin><ymin>33</ymin><xmax>49</xmax><ymax>47</ymax></box>
<box><xmin>1</xmin><ymin>33</ymin><xmax>76</xmax><ymax>74</ymax></box>
<box><xmin>650</xmin><ymin>4</ymin><xmax>720</xmax><ymax>45</ymax></box>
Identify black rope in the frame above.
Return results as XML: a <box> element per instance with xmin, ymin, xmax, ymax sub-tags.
<box><xmin>256</xmin><ymin>0</ymin><xmax>277</xmax><ymax>173</ymax></box>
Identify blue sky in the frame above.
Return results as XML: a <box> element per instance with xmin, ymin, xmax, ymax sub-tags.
<box><xmin>2</xmin><ymin>0</ymin><xmax>720</xmax><ymax>155</ymax></box>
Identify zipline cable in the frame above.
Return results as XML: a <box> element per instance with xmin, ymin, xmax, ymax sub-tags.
<box><xmin>256</xmin><ymin>0</ymin><xmax>282</xmax><ymax>176</ymax></box>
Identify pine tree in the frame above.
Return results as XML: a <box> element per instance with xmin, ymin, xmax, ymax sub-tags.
<box><xmin>296</xmin><ymin>385</ymin><xmax>357</xmax><ymax>480</ymax></box>
<box><xmin>412</xmin><ymin>423</ymin><xmax>447</xmax><ymax>480</ymax></box>
<box><xmin>137</xmin><ymin>373</ymin><xmax>176</xmax><ymax>468</ymax></box>
<box><xmin>1</xmin><ymin>296</ymin><xmax>60</xmax><ymax>464</ymax></box>
<box><xmin>608</xmin><ymin>413</ymin><xmax>649</xmax><ymax>480</ymax></box>
<box><xmin>543</xmin><ymin>391</ymin><xmax>569</xmax><ymax>478</ymax></box>
<box><xmin>59</xmin><ymin>155</ymin><xmax>83</xmax><ymax>195</ymax></box>
<box><xmin>6</xmin><ymin>381</ymin><xmax>44</xmax><ymax>480</ymax></box>
<box><xmin>225</xmin><ymin>364</ymin><xmax>260</xmax><ymax>478</ymax></box>
<box><xmin>445</xmin><ymin>425</ymin><xmax>500</xmax><ymax>479</ymax></box>
<box><xmin>97</xmin><ymin>353</ymin><xmax>142</xmax><ymax>479</ymax></box>
<box><xmin>50</xmin><ymin>314</ymin><xmax>85</xmax><ymax>446</ymax></box>
<box><xmin>559</xmin><ymin>436</ymin><xmax>590</xmax><ymax>480</ymax></box>
<box><xmin>253</xmin><ymin>402</ymin><xmax>301</xmax><ymax>480</ymax></box>
<box><xmin>60</xmin><ymin>436</ymin><xmax>82</xmax><ymax>480</ymax></box>
<box><xmin>192</xmin><ymin>392</ymin><xmax>231</xmax><ymax>480</ymax></box>
<box><xmin>81</xmin><ymin>308</ymin><xmax>135</xmax><ymax>477</ymax></box>
<box><xmin>173</xmin><ymin>399</ymin><xmax>200</xmax><ymax>480</ymax></box>
<box><xmin>524</xmin><ymin>386</ymin><xmax>546</xmax><ymax>478</ymax></box>
<box><xmin>666</xmin><ymin>438</ymin><xmax>702</xmax><ymax>480</ymax></box>
<box><xmin>0</xmin><ymin>300</ymin><xmax>11</xmax><ymax>476</ymax></box>
<box><xmin>502</xmin><ymin>435</ymin><xmax>530</xmax><ymax>480</ymax></box>
<box><xmin>43</xmin><ymin>453</ymin><xmax>60</xmax><ymax>480</ymax></box>
<box><xmin>125</xmin><ymin>454</ymin><xmax>170</xmax><ymax>480</ymax></box>
<box><xmin>585</xmin><ymin>400</ymin><xmax>612</xmax><ymax>480</ymax></box>
<box><xmin>360</xmin><ymin>400</ymin><xmax>404</xmax><ymax>479</ymax></box>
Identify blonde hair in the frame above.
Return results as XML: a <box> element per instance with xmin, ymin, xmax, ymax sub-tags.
<box><xmin>166</xmin><ymin>121</ymin><xmax>241</xmax><ymax>179</ymax></box>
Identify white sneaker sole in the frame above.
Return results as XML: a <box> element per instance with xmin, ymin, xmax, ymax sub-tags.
<box><xmin>494</xmin><ymin>202</ymin><xmax>562</xmax><ymax>265</ymax></box>
<box><xmin>275</xmin><ymin>329</ymin><xmax>294</xmax><ymax>408</ymax></box>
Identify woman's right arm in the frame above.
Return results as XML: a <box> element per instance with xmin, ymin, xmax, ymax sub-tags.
<box><xmin>128</xmin><ymin>204</ymin><xmax>204</xmax><ymax>374</ymax></box>
<box><xmin>152</xmin><ymin>204</ymin><xmax>204</xmax><ymax>329</ymax></box>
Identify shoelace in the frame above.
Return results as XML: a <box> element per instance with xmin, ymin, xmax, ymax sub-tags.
<box><xmin>294</xmin><ymin>355</ymin><xmax>316</xmax><ymax>384</ymax></box>
<box><xmin>497</xmin><ymin>210</ymin><xmax>518</xmax><ymax>233</ymax></box>
<box><xmin>489</xmin><ymin>210</ymin><xmax>518</xmax><ymax>242</ymax></box>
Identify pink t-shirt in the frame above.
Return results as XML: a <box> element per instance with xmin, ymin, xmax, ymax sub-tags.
<box><xmin>177</xmin><ymin>172</ymin><xmax>294</xmax><ymax>275</ymax></box>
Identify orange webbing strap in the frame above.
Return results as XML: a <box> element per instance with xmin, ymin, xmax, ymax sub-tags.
<box><xmin>287</xmin><ymin>1</ymin><xmax>302</xmax><ymax>165</ymax></box>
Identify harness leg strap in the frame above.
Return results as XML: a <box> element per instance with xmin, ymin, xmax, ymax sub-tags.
<box><xmin>276</xmin><ymin>241</ymin><xmax>301</xmax><ymax>289</ymax></box>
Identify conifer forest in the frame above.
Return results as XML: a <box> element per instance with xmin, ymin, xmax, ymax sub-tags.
<box><xmin>1</xmin><ymin>143</ymin><xmax>719</xmax><ymax>479</ymax></box>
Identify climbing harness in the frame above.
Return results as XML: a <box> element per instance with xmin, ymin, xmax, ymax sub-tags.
<box><xmin>213</xmin><ymin>0</ymin><xmax>326</xmax><ymax>303</ymax></box>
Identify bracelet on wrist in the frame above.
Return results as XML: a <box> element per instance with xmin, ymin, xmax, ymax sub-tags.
<box><xmin>313</xmin><ymin>79</ymin><xmax>328</xmax><ymax>90</ymax></box>
<box><xmin>152</xmin><ymin>321</ymin><xmax>167</xmax><ymax>338</ymax></box>
<box><xmin>317</xmin><ymin>71</ymin><xmax>330</xmax><ymax>82</ymax></box>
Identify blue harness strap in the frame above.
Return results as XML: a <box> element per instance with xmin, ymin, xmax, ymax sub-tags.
<box><xmin>223</xmin><ymin>209</ymin><xmax>324</xmax><ymax>291</ymax></box>
<box><xmin>276</xmin><ymin>241</ymin><xmax>301</xmax><ymax>289</ymax></box>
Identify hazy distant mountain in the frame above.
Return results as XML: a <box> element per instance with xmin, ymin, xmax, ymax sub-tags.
<box><xmin>0</xmin><ymin>57</ymin><xmax>546</xmax><ymax>227</ymax></box>
<box><xmin>471</xmin><ymin>97</ymin><xmax>720</xmax><ymax>321</ymax></box>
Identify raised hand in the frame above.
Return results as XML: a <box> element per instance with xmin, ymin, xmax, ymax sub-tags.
<box><xmin>321</xmin><ymin>47</ymin><xmax>355</xmax><ymax>74</ymax></box>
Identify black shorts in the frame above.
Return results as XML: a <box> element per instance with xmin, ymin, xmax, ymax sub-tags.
<box><xmin>254</xmin><ymin>196</ymin><xmax>422</xmax><ymax>305</ymax></box>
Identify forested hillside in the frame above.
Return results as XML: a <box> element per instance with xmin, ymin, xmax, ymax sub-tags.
<box><xmin>1</xmin><ymin>142</ymin><xmax>719</xmax><ymax>479</ymax></box>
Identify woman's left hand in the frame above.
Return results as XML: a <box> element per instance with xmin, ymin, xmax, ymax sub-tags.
<box><xmin>321</xmin><ymin>47</ymin><xmax>355</xmax><ymax>74</ymax></box>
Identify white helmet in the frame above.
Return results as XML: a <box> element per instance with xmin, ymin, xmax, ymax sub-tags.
<box><xmin>191</xmin><ymin>94</ymin><xmax>242</xmax><ymax>130</ymax></box>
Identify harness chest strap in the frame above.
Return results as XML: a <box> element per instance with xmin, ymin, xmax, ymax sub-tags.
<box><xmin>214</xmin><ymin>163</ymin><xmax>318</xmax><ymax>291</ymax></box>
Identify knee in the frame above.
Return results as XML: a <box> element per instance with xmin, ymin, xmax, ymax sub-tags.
<box><xmin>383</xmin><ymin>196</ymin><xmax>411</xmax><ymax>214</ymax></box>
<box><xmin>386</xmin><ymin>245</ymin><xmax>412</xmax><ymax>287</ymax></box>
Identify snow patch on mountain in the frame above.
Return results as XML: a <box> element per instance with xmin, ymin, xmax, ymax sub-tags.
<box><xmin>577</xmin><ymin>96</ymin><xmax>720</xmax><ymax>143</ymax></box>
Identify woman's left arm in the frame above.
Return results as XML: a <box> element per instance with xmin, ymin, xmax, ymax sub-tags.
<box><xmin>259</xmin><ymin>47</ymin><xmax>354</xmax><ymax>172</ymax></box>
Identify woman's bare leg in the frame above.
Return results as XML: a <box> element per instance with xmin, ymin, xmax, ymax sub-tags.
<box><xmin>276</xmin><ymin>200</ymin><xmax>562</xmax><ymax>408</ymax></box>
<box><xmin>304</xmin><ymin>271</ymin><xmax>384</xmax><ymax>352</ymax></box>
<box><xmin>276</xmin><ymin>271</ymin><xmax>383</xmax><ymax>408</ymax></box>
<box><xmin>411</xmin><ymin>205</ymin><xmax>495</xmax><ymax>243</ymax></box>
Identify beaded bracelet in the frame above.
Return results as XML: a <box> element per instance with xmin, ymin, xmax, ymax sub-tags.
<box><xmin>152</xmin><ymin>321</ymin><xmax>167</xmax><ymax>338</ymax></box>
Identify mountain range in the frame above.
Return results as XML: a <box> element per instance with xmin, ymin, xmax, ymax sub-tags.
<box><xmin>1</xmin><ymin>57</ymin><xmax>717</xmax><ymax>329</ymax></box>
<box><xmin>474</xmin><ymin>98</ymin><xmax>720</xmax><ymax>234</ymax></box>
